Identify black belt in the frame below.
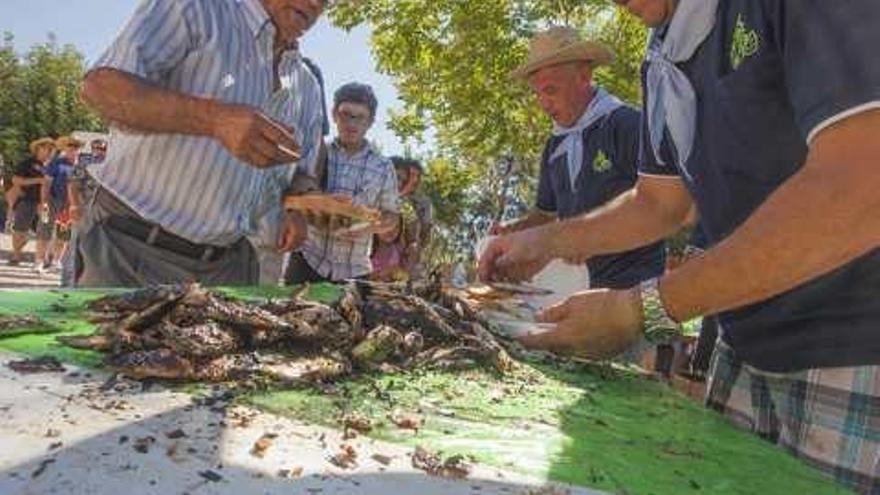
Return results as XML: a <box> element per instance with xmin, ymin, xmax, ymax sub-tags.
<box><xmin>97</xmin><ymin>190</ymin><xmax>229</xmax><ymax>263</ymax></box>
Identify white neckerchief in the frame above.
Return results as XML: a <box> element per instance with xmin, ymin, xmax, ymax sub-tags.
<box><xmin>645</xmin><ymin>0</ymin><xmax>720</xmax><ymax>173</ymax></box>
<box><xmin>550</xmin><ymin>86</ymin><xmax>623</xmax><ymax>190</ymax></box>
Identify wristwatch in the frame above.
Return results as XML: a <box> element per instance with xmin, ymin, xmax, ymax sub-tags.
<box><xmin>638</xmin><ymin>277</ymin><xmax>682</xmax><ymax>344</ymax></box>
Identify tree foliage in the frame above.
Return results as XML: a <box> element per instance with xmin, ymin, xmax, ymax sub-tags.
<box><xmin>0</xmin><ymin>33</ymin><xmax>104</xmax><ymax>173</ymax></box>
<box><xmin>330</xmin><ymin>1</ymin><xmax>647</xmax><ymax>266</ymax></box>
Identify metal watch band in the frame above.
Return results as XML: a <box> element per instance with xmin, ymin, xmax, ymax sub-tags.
<box><xmin>639</xmin><ymin>278</ymin><xmax>681</xmax><ymax>344</ymax></box>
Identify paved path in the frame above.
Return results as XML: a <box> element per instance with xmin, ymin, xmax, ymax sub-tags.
<box><xmin>0</xmin><ymin>351</ymin><xmax>602</xmax><ymax>495</ymax></box>
<box><xmin>0</xmin><ymin>233</ymin><xmax>61</xmax><ymax>289</ymax></box>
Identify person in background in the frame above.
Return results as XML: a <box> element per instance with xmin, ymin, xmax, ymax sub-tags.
<box><xmin>42</xmin><ymin>136</ymin><xmax>81</xmax><ymax>273</ymax></box>
<box><xmin>62</xmin><ymin>138</ymin><xmax>108</xmax><ymax>286</ymax></box>
<box><xmin>0</xmin><ymin>155</ymin><xmax>7</xmax><ymax>233</ymax></box>
<box><xmin>492</xmin><ymin>27</ymin><xmax>665</xmax><ymax>291</ymax></box>
<box><xmin>370</xmin><ymin>157</ymin><xmax>433</xmax><ymax>282</ymax></box>
<box><xmin>394</xmin><ymin>157</ymin><xmax>433</xmax><ymax>279</ymax></box>
<box><xmin>285</xmin><ymin>82</ymin><xmax>400</xmax><ymax>284</ymax></box>
<box><xmin>7</xmin><ymin>138</ymin><xmax>55</xmax><ymax>268</ymax></box>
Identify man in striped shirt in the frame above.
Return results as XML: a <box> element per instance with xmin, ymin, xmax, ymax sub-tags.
<box><xmin>285</xmin><ymin>83</ymin><xmax>400</xmax><ymax>283</ymax></box>
<box><xmin>79</xmin><ymin>0</ymin><xmax>336</xmax><ymax>286</ymax></box>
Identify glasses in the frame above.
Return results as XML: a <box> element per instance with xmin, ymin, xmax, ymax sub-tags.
<box><xmin>338</xmin><ymin>110</ymin><xmax>372</xmax><ymax>126</ymax></box>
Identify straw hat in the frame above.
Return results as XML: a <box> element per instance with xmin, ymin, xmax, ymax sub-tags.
<box><xmin>29</xmin><ymin>137</ymin><xmax>56</xmax><ymax>155</ymax></box>
<box><xmin>55</xmin><ymin>135</ymin><xmax>84</xmax><ymax>149</ymax></box>
<box><xmin>511</xmin><ymin>26</ymin><xmax>614</xmax><ymax>80</ymax></box>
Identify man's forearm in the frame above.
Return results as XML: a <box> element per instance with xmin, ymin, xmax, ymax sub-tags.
<box><xmin>12</xmin><ymin>178</ymin><xmax>42</xmax><ymax>187</ymax></box>
<box><xmin>545</xmin><ymin>177</ymin><xmax>693</xmax><ymax>260</ymax></box>
<box><xmin>502</xmin><ymin>210</ymin><xmax>555</xmax><ymax>234</ymax></box>
<box><xmin>661</xmin><ymin>111</ymin><xmax>880</xmax><ymax>322</ymax></box>
<box><xmin>82</xmin><ymin>68</ymin><xmax>220</xmax><ymax>137</ymax></box>
<box><xmin>67</xmin><ymin>184</ymin><xmax>82</xmax><ymax>209</ymax></box>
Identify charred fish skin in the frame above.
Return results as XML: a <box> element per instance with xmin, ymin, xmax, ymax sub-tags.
<box><xmin>209</xmin><ymin>295</ymin><xmax>292</xmax><ymax>330</ymax></box>
<box><xmin>107</xmin><ymin>349</ymin><xmax>195</xmax><ymax>380</ymax></box>
<box><xmin>261</xmin><ymin>354</ymin><xmax>352</xmax><ymax>384</ymax></box>
<box><xmin>335</xmin><ymin>284</ymin><xmax>364</xmax><ymax>338</ymax></box>
<box><xmin>0</xmin><ymin>315</ymin><xmax>56</xmax><ymax>339</ymax></box>
<box><xmin>158</xmin><ymin>321</ymin><xmax>240</xmax><ymax>359</ymax></box>
<box><xmin>59</xmin><ymin>278</ymin><xmax>519</xmax><ymax>385</ymax></box>
<box><xmin>55</xmin><ymin>333</ymin><xmax>112</xmax><ymax>351</ymax></box>
<box><xmin>350</xmin><ymin>326</ymin><xmax>404</xmax><ymax>368</ymax></box>
<box><xmin>193</xmin><ymin>353</ymin><xmax>260</xmax><ymax>382</ymax></box>
<box><xmin>86</xmin><ymin>284</ymin><xmax>189</xmax><ymax>318</ymax></box>
<box><xmin>284</xmin><ymin>305</ymin><xmax>354</xmax><ymax>350</ymax></box>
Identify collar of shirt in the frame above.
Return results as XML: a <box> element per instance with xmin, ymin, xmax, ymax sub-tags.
<box><xmin>237</xmin><ymin>0</ymin><xmax>272</xmax><ymax>39</ymax></box>
<box><xmin>236</xmin><ymin>0</ymin><xmax>301</xmax><ymax>59</ymax></box>
<box><xmin>330</xmin><ymin>140</ymin><xmax>375</xmax><ymax>162</ymax></box>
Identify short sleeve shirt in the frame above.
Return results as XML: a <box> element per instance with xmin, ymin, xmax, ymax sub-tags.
<box><xmin>13</xmin><ymin>158</ymin><xmax>44</xmax><ymax>203</ymax></box>
<box><xmin>538</xmin><ymin>105</ymin><xmax>665</xmax><ymax>289</ymax></box>
<box><xmin>639</xmin><ymin>0</ymin><xmax>880</xmax><ymax>372</ymax></box>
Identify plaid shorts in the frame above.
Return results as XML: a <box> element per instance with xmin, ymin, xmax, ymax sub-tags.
<box><xmin>706</xmin><ymin>340</ymin><xmax>880</xmax><ymax>494</ymax></box>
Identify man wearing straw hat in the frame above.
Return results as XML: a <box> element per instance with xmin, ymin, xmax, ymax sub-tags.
<box><xmin>495</xmin><ymin>27</ymin><xmax>665</xmax><ymax>290</ymax></box>
<box><xmin>481</xmin><ymin>0</ymin><xmax>880</xmax><ymax>489</ymax></box>
<box><xmin>7</xmin><ymin>137</ymin><xmax>55</xmax><ymax>268</ymax></box>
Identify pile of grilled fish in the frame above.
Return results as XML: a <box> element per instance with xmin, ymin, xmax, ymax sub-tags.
<box><xmin>56</xmin><ymin>281</ymin><xmax>516</xmax><ymax>384</ymax></box>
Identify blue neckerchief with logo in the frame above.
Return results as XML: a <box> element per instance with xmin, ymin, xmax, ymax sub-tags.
<box><xmin>550</xmin><ymin>86</ymin><xmax>623</xmax><ymax>190</ymax></box>
<box><xmin>645</xmin><ymin>0</ymin><xmax>720</xmax><ymax>173</ymax></box>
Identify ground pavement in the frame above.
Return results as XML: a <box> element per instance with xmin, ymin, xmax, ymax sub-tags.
<box><xmin>0</xmin><ymin>232</ymin><xmax>61</xmax><ymax>289</ymax></box>
<box><xmin>0</xmin><ymin>350</ymin><xmax>602</xmax><ymax>495</ymax></box>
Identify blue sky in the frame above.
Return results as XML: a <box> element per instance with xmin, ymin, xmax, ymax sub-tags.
<box><xmin>0</xmin><ymin>0</ymin><xmax>414</xmax><ymax>155</ymax></box>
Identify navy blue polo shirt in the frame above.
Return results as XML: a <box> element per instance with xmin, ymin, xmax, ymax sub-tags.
<box><xmin>537</xmin><ymin>105</ymin><xmax>666</xmax><ymax>290</ymax></box>
<box><xmin>640</xmin><ymin>0</ymin><xmax>880</xmax><ymax>372</ymax></box>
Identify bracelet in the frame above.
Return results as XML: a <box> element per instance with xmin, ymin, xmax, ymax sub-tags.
<box><xmin>638</xmin><ymin>278</ymin><xmax>682</xmax><ymax>344</ymax></box>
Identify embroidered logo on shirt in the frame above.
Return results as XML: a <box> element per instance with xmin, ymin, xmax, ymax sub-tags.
<box><xmin>730</xmin><ymin>14</ymin><xmax>761</xmax><ymax>70</ymax></box>
<box><xmin>592</xmin><ymin>150</ymin><xmax>612</xmax><ymax>173</ymax></box>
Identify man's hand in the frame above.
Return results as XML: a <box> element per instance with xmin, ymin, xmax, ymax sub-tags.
<box><xmin>477</xmin><ymin>228</ymin><xmax>554</xmax><ymax>282</ymax></box>
<box><xmin>68</xmin><ymin>205</ymin><xmax>83</xmax><ymax>224</ymax></box>
<box><xmin>520</xmin><ymin>288</ymin><xmax>643</xmax><ymax>359</ymax></box>
<box><xmin>213</xmin><ymin>104</ymin><xmax>301</xmax><ymax>168</ymax></box>
<box><xmin>276</xmin><ymin>210</ymin><xmax>308</xmax><ymax>253</ymax></box>
<box><xmin>489</xmin><ymin>221</ymin><xmax>508</xmax><ymax>236</ymax></box>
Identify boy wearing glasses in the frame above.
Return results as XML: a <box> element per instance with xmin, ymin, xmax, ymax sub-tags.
<box><xmin>285</xmin><ymin>83</ymin><xmax>400</xmax><ymax>283</ymax></box>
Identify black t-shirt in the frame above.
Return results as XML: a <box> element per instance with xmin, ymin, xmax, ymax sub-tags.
<box><xmin>639</xmin><ymin>0</ymin><xmax>880</xmax><ymax>372</ymax></box>
<box><xmin>537</xmin><ymin>105</ymin><xmax>666</xmax><ymax>289</ymax></box>
<box><xmin>13</xmin><ymin>158</ymin><xmax>45</xmax><ymax>204</ymax></box>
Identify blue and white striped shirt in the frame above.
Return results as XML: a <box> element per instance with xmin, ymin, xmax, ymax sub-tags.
<box><xmin>90</xmin><ymin>0</ymin><xmax>323</xmax><ymax>245</ymax></box>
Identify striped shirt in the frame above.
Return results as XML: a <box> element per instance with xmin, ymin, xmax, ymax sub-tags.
<box><xmin>90</xmin><ymin>0</ymin><xmax>323</xmax><ymax>245</ymax></box>
<box><xmin>300</xmin><ymin>141</ymin><xmax>400</xmax><ymax>280</ymax></box>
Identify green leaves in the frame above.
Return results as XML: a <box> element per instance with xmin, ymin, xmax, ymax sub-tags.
<box><xmin>0</xmin><ymin>33</ymin><xmax>104</xmax><ymax>174</ymax></box>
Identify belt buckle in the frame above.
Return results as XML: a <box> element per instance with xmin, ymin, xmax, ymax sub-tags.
<box><xmin>201</xmin><ymin>246</ymin><xmax>216</xmax><ymax>262</ymax></box>
<box><xmin>146</xmin><ymin>225</ymin><xmax>161</xmax><ymax>245</ymax></box>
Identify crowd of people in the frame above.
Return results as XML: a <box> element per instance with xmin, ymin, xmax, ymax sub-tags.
<box><xmin>0</xmin><ymin>0</ymin><xmax>876</xmax><ymax>491</ymax></box>
<box><xmin>2</xmin><ymin>136</ymin><xmax>107</xmax><ymax>282</ymax></box>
